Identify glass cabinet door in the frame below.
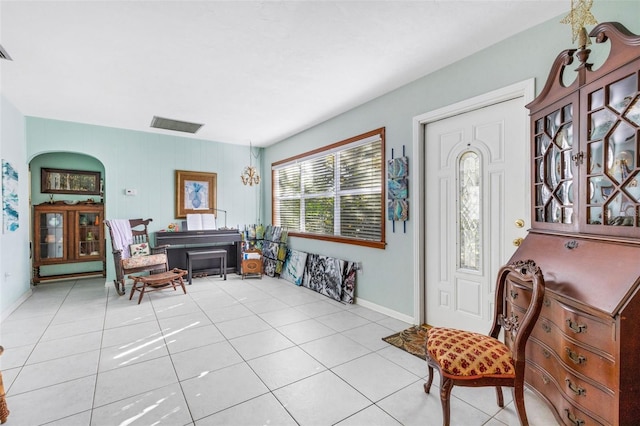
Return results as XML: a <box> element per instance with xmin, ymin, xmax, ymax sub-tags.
<box><xmin>38</xmin><ymin>212</ymin><xmax>65</xmax><ymax>260</ymax></box>
<box><xmin>585</xmin><ymin>72</ymin><xmax>640</xmax><ymax>231</ymax></box>
<box><xmin>532</xmin><ymin>100</ymin><xmax>577</xmax><ymax>229</ymax></box>
<box><xmin>77</xmin><ymin>210</ymin><xmax>102</xmax><ymax>258</ymax></box>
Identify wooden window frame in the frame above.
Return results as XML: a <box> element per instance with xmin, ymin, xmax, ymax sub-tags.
<box><xmin>272</xmin><ymin>128</ymin><xmax>386</xmax><ymax>249</ymax></box>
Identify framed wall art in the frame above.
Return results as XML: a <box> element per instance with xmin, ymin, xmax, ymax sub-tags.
<box><xmin>41</xmin><ymin>168</ymin><xmax>101</xmax><ymax>195</ymax></box>
<box><xmin>175</xmin><ymin>170</ymin><xmax>217</xmax><ymax>218</ymax></box>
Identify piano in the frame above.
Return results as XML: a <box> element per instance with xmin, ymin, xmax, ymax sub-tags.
<box><xmin>155</xmin><ymin>229</ymin><xmax>242</xmax><ymax>276</ymax></box>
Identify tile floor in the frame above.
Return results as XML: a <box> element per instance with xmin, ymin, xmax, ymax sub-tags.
<box><xmin>0</xmin><ymin>274</ymin><xmax>559</xmax><ymax>425</ymax></box>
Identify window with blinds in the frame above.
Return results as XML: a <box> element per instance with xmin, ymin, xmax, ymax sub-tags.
<box><xmin>272</xmin><ymin>128</ymin><xmax>385</xmax><ymax>249</ymax></box>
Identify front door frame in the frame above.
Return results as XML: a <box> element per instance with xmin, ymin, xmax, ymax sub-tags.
<box><xmin>410</xmin><ymin>78</ymin><xmax>534</xmax><ymax>325</ymax></box>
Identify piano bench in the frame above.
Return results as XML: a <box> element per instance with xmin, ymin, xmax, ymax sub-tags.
<box><xmin>186</xmin><ymin>250</ymin><xmax>227</xmax><ymax>284</ymax></box>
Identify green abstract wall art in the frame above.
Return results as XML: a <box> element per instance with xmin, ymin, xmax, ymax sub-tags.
<box><xmin>2</xmin><ymin>160</ymin><xmax>19</xmax><ymax>233</ymax></box>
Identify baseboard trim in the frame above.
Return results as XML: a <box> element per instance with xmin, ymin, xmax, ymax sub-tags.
<box><xmin>354</xmin><ymin>297</ymin><xmax>414</xmax><ymax>324</ymax></box>
<box><xmin>1</xmin><ymin>288</ymin><xmax>33</xmax><ymax>322</ymax></box>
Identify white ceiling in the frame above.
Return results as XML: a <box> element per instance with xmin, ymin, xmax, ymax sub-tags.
<box><xmin>0</xmin><ymin>1</ymin><xmax>569</xmax><ymax>147</ymax></box>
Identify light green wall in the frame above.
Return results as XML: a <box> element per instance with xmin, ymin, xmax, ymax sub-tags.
<box><xmin>262</xmin><ymin>2</ymin><xmax>640</xmax><ymax>319</ymax></box>
<box><xmin>26</xmin><ymin>119</ymin><xmax>263</xmax><ymax>282</ymax></box>
<box><xmin>0</xmin><ymin>95</ymin><xmax>31</xmax><ymax>319</ymax></box>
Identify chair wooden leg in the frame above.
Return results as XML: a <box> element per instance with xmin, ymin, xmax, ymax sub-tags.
<box><xmin>495</xmin><ymin>386</ymin><xmax>504</xmax><ymax>407</ymax></box>
<box><xmin>129</xmin><ymin>282</ymin><xmax>136</xmax><ymax>300</ymax></box>
<box><xmin>137</xmin><ymin>284</ymin><xmax>145</xmax><ymax>304</ymax></box>
<box><xmin>513</xmin><ymin>384</ymin><xmax>529</xmax><ymax>426</ymax></box>
<box><xmin>424</xmin><ymin>365</ymin><xmax>435</xmax><ymax>394</ymax></box>
<box><xmin>439</xmin><ymin>377</ymin><xmax>454</xmax><ymax>426</ymax></box>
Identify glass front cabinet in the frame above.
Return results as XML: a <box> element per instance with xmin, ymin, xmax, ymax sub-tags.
<box><xmin>530</xmin><ymin>94</ymin><xmax>579</xmax><ymax>233</ymax></box>
<box><xmin>529</xmin><ymin>39</ymin><xmax>640</xmax><ymax>238</ymax></box>
<box><xmin>33</xmin><ymin>203</ymin><xmax>105</xmax><ymax>283</ymax></box>
<box><xmin>582</xmin><ymin>67</ymin><xmax>640</xmax><ymax>236</ymax></box>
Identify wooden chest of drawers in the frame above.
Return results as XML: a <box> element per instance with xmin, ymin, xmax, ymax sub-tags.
<box><xmin>508</xmin><ymin>232</ymin><xmax>640</xmax><ymax>425</ymax></box>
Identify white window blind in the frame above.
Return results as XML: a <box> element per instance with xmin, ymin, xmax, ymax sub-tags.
<box><xmin>272</xmin><ymin>128</ymin><xmax>385</xmax><ymax>248</ymax></box>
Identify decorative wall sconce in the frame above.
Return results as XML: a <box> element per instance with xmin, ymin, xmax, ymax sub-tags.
<box><xmin>241</xmin><ymin>141</ymin><xmax>261</xmax><ymax>186</ymax></box>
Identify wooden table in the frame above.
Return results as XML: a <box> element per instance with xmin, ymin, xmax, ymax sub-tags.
<box><xmin>128</xmin><ymin>268</ymin><xmax>187</xmax><ymax>304</ymax></box>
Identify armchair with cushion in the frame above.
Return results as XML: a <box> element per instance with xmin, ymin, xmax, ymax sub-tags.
<box><xmin>105</xmin><ymin>218</ymin><xmax>169</xmax><ymax>295</ymax></box>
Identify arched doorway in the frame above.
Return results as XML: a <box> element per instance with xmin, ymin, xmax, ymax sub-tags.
<box><xmin>30</xmin><ymin>152</ymin><xmax>106</xmax><ymax>284</ymax></box>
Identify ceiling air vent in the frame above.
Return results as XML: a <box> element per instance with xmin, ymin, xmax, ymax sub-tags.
<box><xmin>150</xmin><ymin>116</ymin><xmax>203</xmax><ymax>134</ymax></box>
<box><xmin>0</xmin><ymin>44</ymin><xmax>13</xmax><ymax>61</ymax></box>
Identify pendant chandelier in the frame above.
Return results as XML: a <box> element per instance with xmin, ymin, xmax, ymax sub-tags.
<box><xmin>241</xmin><ymin>141</ymin><xmax>260</xmax><ymax>186</ymax></box>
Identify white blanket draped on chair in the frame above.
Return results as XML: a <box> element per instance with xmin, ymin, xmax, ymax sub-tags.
<box><xmin>106</xmin><ymin>219</ymin><xmax>134</xmax><ymax>258</ymax></box>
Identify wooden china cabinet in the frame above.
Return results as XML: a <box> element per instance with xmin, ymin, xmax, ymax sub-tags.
<box><xmin>33</xmin><ymin>202</ymin><xmax>106</xmax><ymax>283</ymax></box>
<box><xmin>506</xmin><ymin>22</ymin><xmax>640</xmax><ymax>425</ymax></box>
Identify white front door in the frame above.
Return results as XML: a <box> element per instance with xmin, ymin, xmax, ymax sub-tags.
<box><xmin>424</xmin><ymin>95</ymin><xmax>528</xmax><ymax>333</ymax></box>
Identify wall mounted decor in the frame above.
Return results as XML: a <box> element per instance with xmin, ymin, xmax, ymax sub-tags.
<box><xmin>388</xmin><ymin>155</ymin><xmax>408</xmax><ymax>179</ymax></box>
<box><xmin>2</xmin><ymin>160</ymin><xmax>18</xmax><ymax>232</ymax></box>
<box><xmin>387</xmin><ymin>146</ymin><xmax>409</xmax><ymax>232</ymax></box>
<box><xmin>175</xmin><ymin>170</ymin><xmax>217</xmax><ymax>218</ymax></box>
<box><xmin>41</xmin><ymin>168</ymin><xmax>100</xmax><ymax>195</ymax></box>
<box><xmin>388</xmin><ymin>178</ymin><xmax>408</xmax><ymax>199</ymax></box>
<box><xmin>388</xmin><ymin>199</ymin><xmax>409</xmax><ymax>221</ymax></box>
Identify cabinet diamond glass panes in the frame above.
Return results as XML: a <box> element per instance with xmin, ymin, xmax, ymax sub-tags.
<box><xmin>39</xmin><ymin>212</ymin><xmax>64</xmax><ymax>260</ymax></box>
<box><xmin>77</xmin><ymin>210</ymin><xmax>102</xmax><ymax>258</ymax></box>
<box><xmin>533</xmin><ymin>103</ymin><xmax>574</xmax><ymax>225</ymax></box>
<box><xmin>586</xmin><ymin>72</ymin><xmax>640</xmax><ymax>228</ymax></box>
<box><xmin>458</xmin><ymin>151</ymin><xmax>480</xmax><ymax>271</ymax></box>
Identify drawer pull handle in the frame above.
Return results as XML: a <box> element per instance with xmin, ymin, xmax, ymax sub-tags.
<box><xmin>544</xmin><ymin>298</ymin><xmax>551</xmax><ymax>307</ymax></box>
<box><xmin>542</xmin><ymin>374</ymin><xmax>550</xmax><ymax>384</ymax></box>
<box><xmin>565</xmin><ymin>378</ymin><xmax>586</xmax><ymax>396</ymax></box>
<box><xmin>564</xmin><ymin>409</ymin><xmax>585</xmax><ymax>426</ymax></box>
<box><xmin>541</xmin><ymin>322</ymin><xmax>551</xmax><ymax>333</ymax></box>
<box><xmin>542</xmin><ymin>349</ymin><xmax>551</xmax><ymax>359</ymax></box>
<box><xmin>566</xmin><ymin>347</ymin><xmax>586</xmax><ymax>365</ymax></box>
<box><xmin>566</xmin><ymin>319</ymin><xmax>587</xmax><ymax>334</ymax></box>
<box><xmin>565</xmin><ymin>240</ymin><xmax>579</xmax><ymax>250</ymax></box>
<box><xmin>510</xmin><ymin>290</ymin><xmax>518</xmax><ymax>300</ymax></box>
